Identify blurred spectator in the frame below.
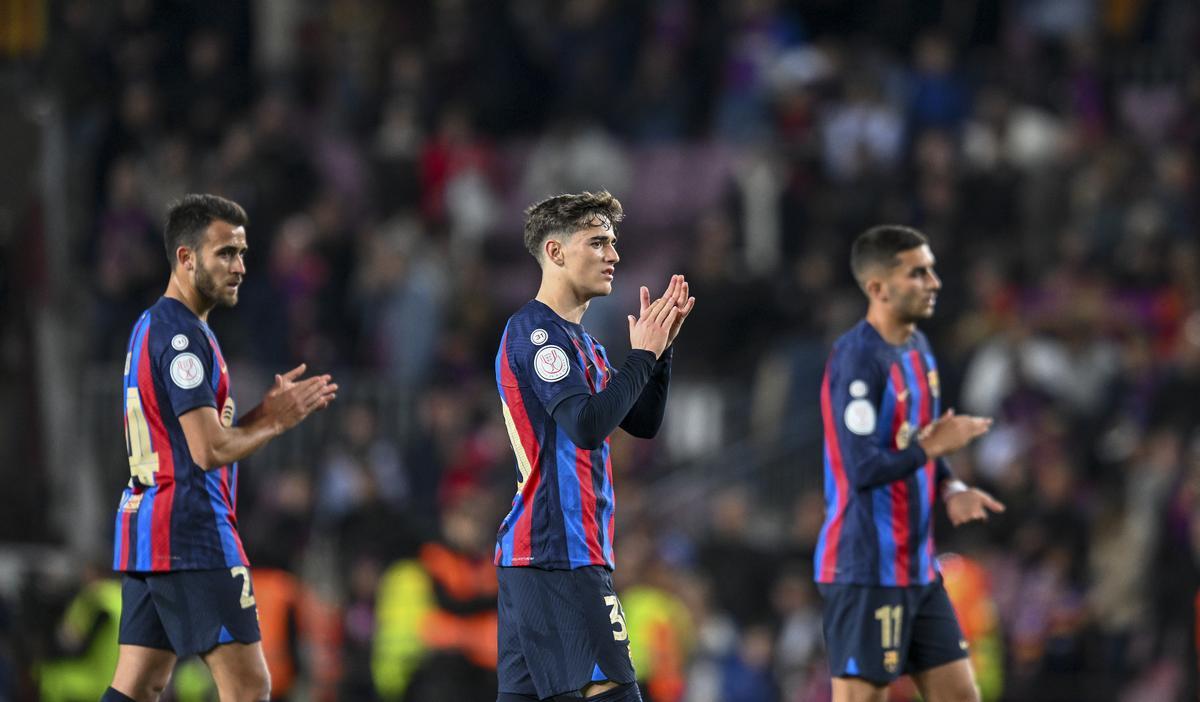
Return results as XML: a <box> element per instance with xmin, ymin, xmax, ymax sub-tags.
<box><xmin>35</xmin><ymin>564</ymin><xmax>121</xmax><ymax>702</ymax></box>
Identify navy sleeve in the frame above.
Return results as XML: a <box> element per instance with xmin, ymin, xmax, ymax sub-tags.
<box><xmin>936</xmin><ymin>457</ymin><xmax>954</xmax><ymax>485</ymax></box>
<box><xmin>619</xmin><ymin>346</ymin><xmax>672</xmax><ymax>438</ymax></box>
<box><xmin>509</xmin><ymin>322</ymin><xmax>592</xmax><ymax>415</ymax></box>
<box><xmin>551</xmin><ymin>351</ymin><xmax>657</xmax><ymax>450</ymax></box>
<box><xmin>156</xmin><ymin>325</ymin><xmax>218</xmax><ymax>417</ymax></box>
<box><xmin>827</xmin><ymin>344</ymin><xmax>928</xmax><ymax>490</ymax></box>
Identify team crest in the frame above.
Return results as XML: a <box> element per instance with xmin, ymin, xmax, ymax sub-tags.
<box><xmin>170</xmin><ymin>352</ymin><xmax>204</xmax><ymax>389</ymax></box>
<box><xmin>928</xmin><ymin>370</ymin><xmax>940</xmax><ymax>398</ymax></box>
<box><xmin>895</xmin><ymin>421</ymin><xmax>913</xmax><ymax>449</ymax></box>
<box><xmin>534</xmin><ymin>345</ymin><xmax>570</xmax><ymax>382</ymax></box>
<box><xmin>883</xmin><ymin>650</ymin><xmax>899</xmax><ymax>673</ymax></box>
<box><xmin>171</xmin><ymin>334</ymin><xmax>189</xmax><ymax>351</ymax></box>
<box><xmin>221</xmin><ymin>397</ymin><xmax>236</xmax><ymax>427</ymax></box>
<box><xmin>122</xmin><ymin>493</ymin><xmax>144</xmax><ymax>512</ymax></box>
<box><xmin>530</xmin><ymin>328</ymin><xmax>548</xmax><ymax>345</ymax></box>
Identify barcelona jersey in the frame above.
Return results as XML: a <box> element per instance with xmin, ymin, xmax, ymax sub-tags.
<box><xmin>113</xmin><ymin>297</ymin><xmax>248</xmax><ymax>572</ymax></box>
<box><xmin>495</xmin><ymin>300</ymin><xmax>617</xmax><ymax>570</ymax></box>
<box><xmin>815</xmin><ymin>320</ymin><xmax>952</xmax><ymax>586</ymax></box>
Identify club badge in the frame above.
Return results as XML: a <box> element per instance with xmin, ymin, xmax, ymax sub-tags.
<box><xmin>221</xmin><ymin>397</ymin><xmax>236</xmax><ymax>427</ymax></box>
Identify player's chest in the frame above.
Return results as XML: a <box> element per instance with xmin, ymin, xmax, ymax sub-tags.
<box><xmin>566</xmin><ymin>333</ymin><xmax>611</xmax><ymax>393</ymax></box>
<box><xmin>877</xmin><ymin>351</ymin><xmax>940</xmax><ymax>445</ymax></box>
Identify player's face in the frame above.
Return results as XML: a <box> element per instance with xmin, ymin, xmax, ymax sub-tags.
<box><xmin>884</xmin><ymin>245</ymin><xmax>941</xmax><ymax>322</ymax></box>
<box><xmin>560</xmin><ymin>217</ymin><xmax>619</xmax><ymax>299</ymax></box>
<box><xmin>193</xmin><ymin>220</ymin><xmax>248</xmax><ymax>308</ymax></box>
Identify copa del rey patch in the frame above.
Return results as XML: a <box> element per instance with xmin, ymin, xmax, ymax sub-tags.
<box><xmin>534</xmin><ymin>345</ymin><xmax>570</xmax><ymax>382</ymax></box>
<box><xmin>170</xmin><ymin>352</ymin><xmax>205</xmax><ymax>389</ymax></box>
<box><xmin>844</xmin><ymin>399</ymin><xmax>876</xmax><ymax>436</ymax></box>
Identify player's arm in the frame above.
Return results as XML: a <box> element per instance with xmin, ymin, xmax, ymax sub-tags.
<box><xmin>618</xmin><ymin>277</ymin><xmax>693</xmax><ymax>439</ymax></box>
<box><xmin>179</xmin><ymin>364</ymin><xmax>336</xmax><ymax>469</ymax></box>
<box><xmin>929</xmin><ymin>442</ymin><xmax>1006</xmax><ymax>525</ymax></box>
<box><xmin>618</xmin><ymin>347</ymin><xmax>671</xmax><ymax>439</ymax></box>
<box><xmin>828</xmin><ymin>348</ymin><xmax>932</xmax><ymax>490</ymax></box>
<box><xmin>548</xmin><ymin>298</ymin><xmax>677</xmax><ymax>450</ymax></box>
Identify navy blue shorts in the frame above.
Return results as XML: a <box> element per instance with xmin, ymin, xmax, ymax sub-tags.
<box><xmin>118</xmin><ymin>568</ymin><xmax>261</xmax><ymax>657</ymax></box>
<box><xmin>497</xmin><ymin>565</ymin><xmax>636</xmax><ymax>699</ymax></box>
<box><xmin>818</xmin><ymin>577</ymin><xmax>967</xmax><ymax>685</ymax></box>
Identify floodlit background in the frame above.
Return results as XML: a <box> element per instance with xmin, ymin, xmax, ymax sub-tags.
<box><xmin>2</xmin><ymin>1</ymin><xmax>1200</xmax><ymax>700</ymax></box>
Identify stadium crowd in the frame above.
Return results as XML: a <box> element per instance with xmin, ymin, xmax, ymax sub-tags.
<box><xmin>4</xmin><ymin>0</ymin><xmax>1200</xmax><ymax>700</ymax></box>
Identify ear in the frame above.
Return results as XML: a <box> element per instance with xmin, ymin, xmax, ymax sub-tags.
<box><xmin>177</xmin><ymin>245</ymin><xmax>194</xmax><ymax>272</ymax></box>
<box><xmin>866</xmin><ymin>278</ymin><xmax>886</xmax><ymax>302</ymax></box>
<box><xmin>544</xmin><ymin>238</ymin><xmax>564</xmax><ymax>267</ymax></box>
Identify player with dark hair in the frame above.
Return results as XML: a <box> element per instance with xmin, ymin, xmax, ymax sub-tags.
<box><xmin>103</xmin><ymin>194</ymin><xmax>337</xmax><ymax>702</ymax></box>
<box><xmin>494</xmin><ymin>190</ymin><xmax>694</xmax><ymax>702</ymax></box>
<box><xmin>817</xmin><ymin>225</ymin><xmax>1004</xmax><ymax>702</ymax></box>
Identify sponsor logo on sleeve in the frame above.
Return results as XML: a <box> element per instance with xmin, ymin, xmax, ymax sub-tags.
<box><xmin>171</xmin><ymin>334</ymin><xmax>189</xmax><ymax>351</ymax></box>
<box><xmin>169</xmin><ymin>352</ymin><xmax>205</xmax><ymax>389</ymax></box>
<box><xmin>530</xmin><ymin>328</ymin><xmax>548</xmax><ymax>345</ymax></box>
<box><xmin>533</xmin><ymin>345</ymin><xmax>570</xmax><ymax>382</ymax></box>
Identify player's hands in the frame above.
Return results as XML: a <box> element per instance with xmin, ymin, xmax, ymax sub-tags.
<box><xmin>946</xmin><ymin>487</ymin><xmax>1006</xmax><ymax>526</ymax></box>
<box><xmin>916</xmin><ymin>408</ymin><xmax>991</xmax><ymax>459</ymax></box>
<box><xmin>642</xmin><ymin>275</ymin><xmax>695</xmax><ymax>348</ymax></box>
<box><xmin>628</xmin><ymin>295</ymin><xmax>677</xmax><ymax>359</ymax></box>
<box><xmin>260</xmin><ymin>363</ymin><xmax>338</xmax><ymax>434</ymax></box>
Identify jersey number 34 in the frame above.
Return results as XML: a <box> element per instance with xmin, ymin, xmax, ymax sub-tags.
<box><xmin>125</xmin><ymin>388</ymin><xmax>159</xmax><ymax>486</ymax></box>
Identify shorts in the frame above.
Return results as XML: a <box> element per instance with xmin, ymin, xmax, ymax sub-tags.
<box><xmin>497</xmin><ymin>565</ymin><xmax>636</xmax><ymax>699</ymax></box>
<box><xmin>118</xmin><ymin>568</ymin><xmax>261</xmax><ymax>657</ymax></box>
<box><xmin>819</xmin><ymin>576</ymin><xmax>967</xmax><ymax>685</ymax></box>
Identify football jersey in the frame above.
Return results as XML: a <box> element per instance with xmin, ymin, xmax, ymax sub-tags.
<box><xmin>494</xmin><ymin>300</ymin><xmax>617</xmax><ymax>570</ymax></box>
<box><xmin>815</xmin><ymin>319</ymin><xmax>952</xmax><ymax>586</ymax></box>
<box><xmin>113</xmin><ymin>296</ymin><xmax>248</xmax><ymax>572</ymax></box>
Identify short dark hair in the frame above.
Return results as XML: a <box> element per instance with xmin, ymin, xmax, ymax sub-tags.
<box><xmin>523</xmin><ymin>190</ymin><xmax>624</xmax><ymax>261</ymax></box>
<box><xmin>850</xmin><ymin>224</ymin><xmax>928</xmax><ymax>286</ymax></box>
<box><xmin>163</xmin><ymin>194</ymin><xmax>248</xmax><ymax>267</ymax></box>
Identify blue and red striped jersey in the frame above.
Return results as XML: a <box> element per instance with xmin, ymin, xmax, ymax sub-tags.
<box><xmin>815</xmin><ymin>319</ymin><xmax>953</xmax><ymax>586</ymax></box>
<box><xmin>113</xmin><ymin>297</ymin><xmax>248</xmax><ymax>572</ymax></box>
<box><xmin>494</xmin><ymin>300</ymin><xmax>618</xmax><ymax>570</ymax></box>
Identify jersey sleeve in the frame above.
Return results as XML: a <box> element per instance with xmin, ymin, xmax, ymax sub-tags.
<box><xmin>155</xmin><ymin>325</ymin><xmax>219</xmax><ymax>417</ymax></box>
<box><xmin>826</xmin><ymin>344</ymin><xmax>928</xmax><ymax>490</ymax></box>
<box><xmin>507</xmin><ymin>321</ymin><xmax>591</xmax><ymax>414</ymax></box>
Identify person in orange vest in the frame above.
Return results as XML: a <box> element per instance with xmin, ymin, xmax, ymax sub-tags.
<box><xmin>399</xmin><ymin>489</ymin><xmax>501</xmax><ymax>701</ymax></box>
<box><xmin>371</xmin><ymin>493</ymin><xmax>504</xmax><ymax>701</ymax></box>
<box><xmin>938</xmin><ymin>553</ymin><xmax>1003</xmax><ymax>700</ymax></box>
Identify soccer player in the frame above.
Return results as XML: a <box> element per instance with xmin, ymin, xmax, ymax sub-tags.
<box><xmin>103</xmin><ymin>194</ymin><xmax>337</xmax><ymax>702</ymax></box>
<box><xmin>493</xmin><ymin>191</ymin><xmax>694</xmax><ymax>702</ymax></box>
<box><xmin>816</xmin><ymin>225</ymin><xmax>1005</xmax><ymax>702</ymax></box>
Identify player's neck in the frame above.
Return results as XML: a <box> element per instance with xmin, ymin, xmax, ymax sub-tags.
<box><xmin>165</xmin><ymin>273</ymin><xmax>214</xmax><ymax>322</ymax></box>
<box><xmin>866</xmin><ymin>309</ymin><xmax>915</xmax><ymax>346</ymax></box>
<box><xmin>535</xmin><ymin>279</ymin><xmax>589</xmax><ymax>324</ymax></box>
